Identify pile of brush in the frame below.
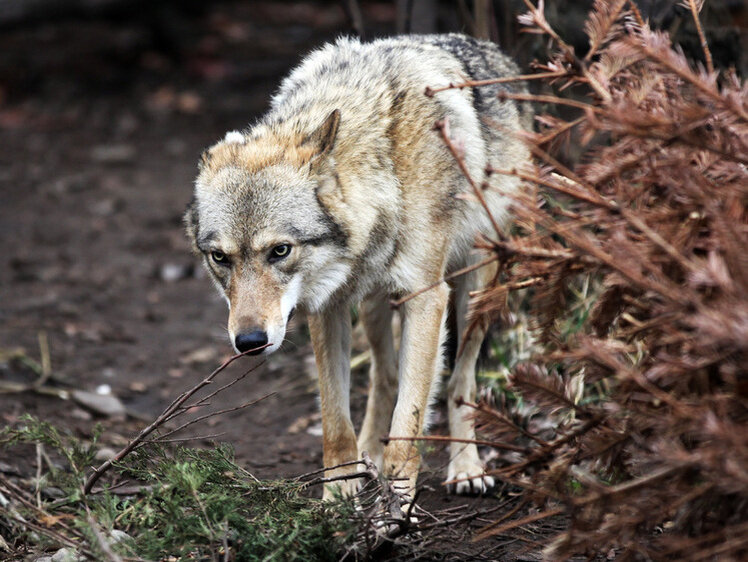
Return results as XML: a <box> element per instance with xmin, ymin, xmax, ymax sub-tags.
<box><xmin>464</xmin><ymin>1</ymin><xmax>747</xmax><ymax>559</ymax></box>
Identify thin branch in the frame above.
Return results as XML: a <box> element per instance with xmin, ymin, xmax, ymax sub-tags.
<box><xmin>574</xmin><ymin>465</ymin><xmax>681</xmax><ymax>506</ymax></box>
<box><xmin>0</xmin><ymin>476</ymin><xmax>83</xmax><ymax>540</ymax></box>
<box><xmin>150</xmin><ymin>432</ymin><xmax>227</xmax><ymax>444</ymax></box>
<box><xmin>497</xmin><ymin>90</ymin><xmax>602</xmax><ymax>113</ymax></box>
<box><xmin>83</xmin><ymin>345</ymin><xmax>269</xmax><ymax>494</ymax></box>
<box><xmin>474</xmin><ymin>506</ymin><xmax>564</xmax><ymax>541</ymax></box>
<box><xmin>0</xmin><ymin>507</ymin><xmax>98</xmax><ymax>559</ymax></box>
<box><xmin>152</xmin><ymin>393</ymin><xmax>275</xmax><ymax>442</ymax></box>
<box><xmin>626</xmin><ymin>0</ymin><xmax>645</xmax><ymax>27</ymax></box>
<box><xmin>390</xmin><ymin>254</ymin><xmax>498</xmax><ymax>308</ymax></box>
<box><xmin>619</xmin><ymin>208</ymin><xmax>698</xmax><ymax>273</ymax></box>
<box><xmin>293</xmin><ymin>459</ymin><xmax>366</xmax><ymax>482</ymax></box>
<box><xmin>491</xmin><ymin>167</ymin><xmax>617</xmax><ymax>211</ymax></box>
<box><xmin>469</xmin><ymin>276</ymin><xmax>545</xmax><ymax>297</ymax></box>
<box><xmin>34</xmin><ymin>330</ymin><xmax>52</xmax><ymax>388</ymax></box>
<box><xmin>534</xmin><ymin>115</ymin><xmax>587</xmax><ymax>145</ymax></box>
<box><xmin>86</xmin><ymin>510</ymin><xmax>124</xmax><ymax>562</ymax></box>
<box><xmin>684</xmin><ymin>0</ymin><xmax>714</xmax><ymax>74</ymax></box>
<box><xmin>459</xmin><ymin>399</ymin><xmax>550</xmax><ymax>448</ymax></box>
<box><xmin>183</xmin><ymin>364</ymin><xmax>256</xmax><ymax>409</ymax></box>
<box><xmin>425</xmin><ymin>71</ymin><xmax>566</xmax><ymax>96</ymax></box>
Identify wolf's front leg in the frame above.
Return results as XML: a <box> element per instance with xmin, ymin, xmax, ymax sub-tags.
<box><xmin>383</xmin><ymin>282</ymin><xmax>449</xmax><ymax>498</ymax></box>
<box><xmin>308</xmin><ymin>304</ymin><xmax>359</xmax><ymax>501</ymax></box>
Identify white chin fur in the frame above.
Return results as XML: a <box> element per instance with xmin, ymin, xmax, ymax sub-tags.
<box><xmin>262</xmin><ymin>275</ymin><xmax>301</xmax><ymax>354</ymax></box>
<box><xmin>281</xmin><ymin>275</ymin><xmax>302</xmax><ymax>320</ymax></box>
<box><xmin>265</xmin><ymin>324</ymin><xmax>286</xmax><ymax>354</ymax></box>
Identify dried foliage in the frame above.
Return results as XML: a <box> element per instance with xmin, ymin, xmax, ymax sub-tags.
<box><xmin>462</xmin><ymin>1</ymin><xmax>747</xmax><ymax>559</ymax></box>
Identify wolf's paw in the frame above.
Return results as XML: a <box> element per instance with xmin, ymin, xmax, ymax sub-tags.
<box><xmin>446</xmin><ymin>461</ymin><xmax>495</xmax><ymax>495</ymax></box>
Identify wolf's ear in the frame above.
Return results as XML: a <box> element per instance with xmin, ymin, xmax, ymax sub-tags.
<box><xmin>183</xmin><ymin>198</ymin><xmax>200</xmax><ymax>254</ymax></box>
<box><xmin>303</xmin><ymin>110</ymin><xmax>341</xmax><ymax>203</ymax></box>
<box><xmin>303</xmin><ymin>109</ymin><xmax>340</xmax><ymax>158</ymax></box>
<box><xmin>197</xmin><ymin>150</ymin><xmax>211</xmax><ymax>171</ymax></box>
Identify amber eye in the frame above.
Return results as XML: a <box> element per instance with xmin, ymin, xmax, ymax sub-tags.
<box><xmin>269</xmin><ymin>244</ymin><xmax>292</xmax><ymax>262</ymax></box>
<box><xmin>210</xmin><ymin>250</ymin><xmax>229</xmax><ymax>266</ymax></box>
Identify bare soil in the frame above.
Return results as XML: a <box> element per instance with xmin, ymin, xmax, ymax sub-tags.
<box><xmin>0</xmin><ymin>1</ymin><xmax>343</xmax><ymax>477</ymax></box>
<box><xmin>0</xmin><ymin>4</ymin><xmax>553</xmax><ymax>559</ymax></box>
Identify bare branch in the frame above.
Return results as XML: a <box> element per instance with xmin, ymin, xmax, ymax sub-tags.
<box><xmin>83</xmin><ymin>345</ymin><xmax>269</xmax><ymax>494</ymax></box>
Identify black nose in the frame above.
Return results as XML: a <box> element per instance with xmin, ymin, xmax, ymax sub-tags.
<box><xmin>235</xmin><ymin>330</ymin><xmax>268</xmax><ymax>355</ymax></box>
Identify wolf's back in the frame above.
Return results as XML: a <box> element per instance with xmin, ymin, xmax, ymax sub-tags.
<box><xmin>265</xmin><ymin>34</ymin><xmax>530</xmax><ymax>134</ymax></box>
<box><xmin>419</xmin><ymin>34</ymin><xmax>533</xmax><ymax>131</ymax></box>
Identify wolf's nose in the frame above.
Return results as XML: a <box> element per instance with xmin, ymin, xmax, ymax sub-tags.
<box><xmin>235</xmin><ymin>330</ymin><xmax>268</xmax><ymax>355</ymax></box>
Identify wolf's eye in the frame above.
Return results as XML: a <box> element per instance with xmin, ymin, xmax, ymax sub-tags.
<box><xmin>269</xmin><ymin>244</ymin><xmax>292</xmax><ymax>262</ymax></box>
<box><xmin>210</xmin><ymin>250</ymin><xmax>229</xmax><ymax>266</ymax></box>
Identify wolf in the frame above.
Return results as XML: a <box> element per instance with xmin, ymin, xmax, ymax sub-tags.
<box><xmin>185</xmin><ymin>34</ymin><xmax>532</xmax><ymax>501</ymax></box>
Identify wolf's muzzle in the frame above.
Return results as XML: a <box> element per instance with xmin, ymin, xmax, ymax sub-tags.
<box><xmin>235</xmin><ymin>330</ymin><xmax>268</xmax><ymax>355</ymax></box>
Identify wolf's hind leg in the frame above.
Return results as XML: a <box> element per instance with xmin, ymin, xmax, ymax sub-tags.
<box><xmin>446</xmin><ymin>259</ymin><xmax>498</xmax><ymax>495</ymax></box>
<box><xmin>308</xmin><ymin>304</ymin><xmax>359</xmax><ymax>500</ymax></box>
<box><xmin>357</xmin><ymin>294</ymin><xmax>398</xmax><ymax>469</ymax></box>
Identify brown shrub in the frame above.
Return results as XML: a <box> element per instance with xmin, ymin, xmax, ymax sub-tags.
<box><xmin>465</xmin><ymin>1</ymin><xmax>747</xmax><ymax>559</ymax></box>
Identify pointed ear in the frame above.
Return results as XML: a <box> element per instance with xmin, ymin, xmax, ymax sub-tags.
<box><xmin>183</xmin><ymin>197</ymin><xmax>200</xmax><ymax>254</ymax></box>
<box><xmin>197</xmin><ymin>150</ymin><xmax>211</xmax><ymax>172</ymax></box>
<box><xmin>302</xmin><ymin>109</ymin><xmax>340</xmax><ymax>158</ymax></box>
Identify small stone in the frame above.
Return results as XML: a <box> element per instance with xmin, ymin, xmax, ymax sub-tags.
<box><xmin>176</xmin><ymin>91</ymin><xmax>202</xmax><ymax>113</ymax></box>
<box><xmin>41</xmin><ymin>487</ymin><xmax>65</xmax><ymax>500</ymax></box>
<box><xmin>129</xmin><ymin>381</ymin><xmax>147</xmax><ymax>393</ymax></box>
<box><xmin>34</xmin><ymin>557</ymin><xmax>53</xmax><ymax>562</ymax></box>
<box><xmin>109</xmin><ymin>529</ymin><xmax>131</xmax><ymax>543</ymax></box>
<box><xmin>0</xmin><ymin>461</ymin><xmax>20</xmax><ymax>475</ymax></box>
<box><xmin>95</xmin><ymin>384</ymin><xmax>112</xmax><ymax>395</ymax></box>
<box><xmin>306</xmin><ymin>423</ymin><xmax>323</xmax><ymax>437</ymax></box>
<box><xmin>51</xmin><ymin>547</ymin><xmax>85</xmax><ymax>562</ymax></box>
<box><xmin>159</xmin><ymin>263</ymin><xmax>192</xmax><ymax>282</ymax></box>
<box><xmin>179</xmin><ymin>346</ymin><xmax>217</xmax><ymax>365</ymax></box>
<box><xmin>94</xmin><ymin>447</ymin><xmax>118</xmax><ymax>462</ymax></box>
<box><xmin>71</xmin><ymin>390</ymin><xmax>126</xmax><ymax>419</ymax></box>
<box><xmin>69</xmin><ymin>407</ymin><xmax>92</xmax><ymax>421</ymax></box>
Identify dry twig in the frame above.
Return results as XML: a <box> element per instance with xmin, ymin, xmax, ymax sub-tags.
<box><xmin>84</xmin><ymin>345</ymin><xmax>270</xmax><ymax>494</ymax></box>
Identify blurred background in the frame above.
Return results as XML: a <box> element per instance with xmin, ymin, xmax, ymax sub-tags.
<box><xmin>0</xmin><ymin>0</ymin><xmax>745</xmax><ymax>478</ymax></box>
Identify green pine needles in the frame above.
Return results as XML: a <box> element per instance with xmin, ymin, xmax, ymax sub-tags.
<box><xmin>1</xmin><ymin>417</ymin><xmax>357</xmax><ymax>561</ymax></box>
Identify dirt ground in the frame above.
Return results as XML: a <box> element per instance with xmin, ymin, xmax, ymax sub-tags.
<box><xmin>0</xmin><ymin>3</ymin><xmax>551</xmax><ymax>560</ymax></box>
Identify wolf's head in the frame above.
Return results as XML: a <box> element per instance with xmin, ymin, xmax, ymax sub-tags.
<box><xmin>186</xmin><ymin>110</ymin><xmax>350</xmax><ymax>355</ymax></box>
